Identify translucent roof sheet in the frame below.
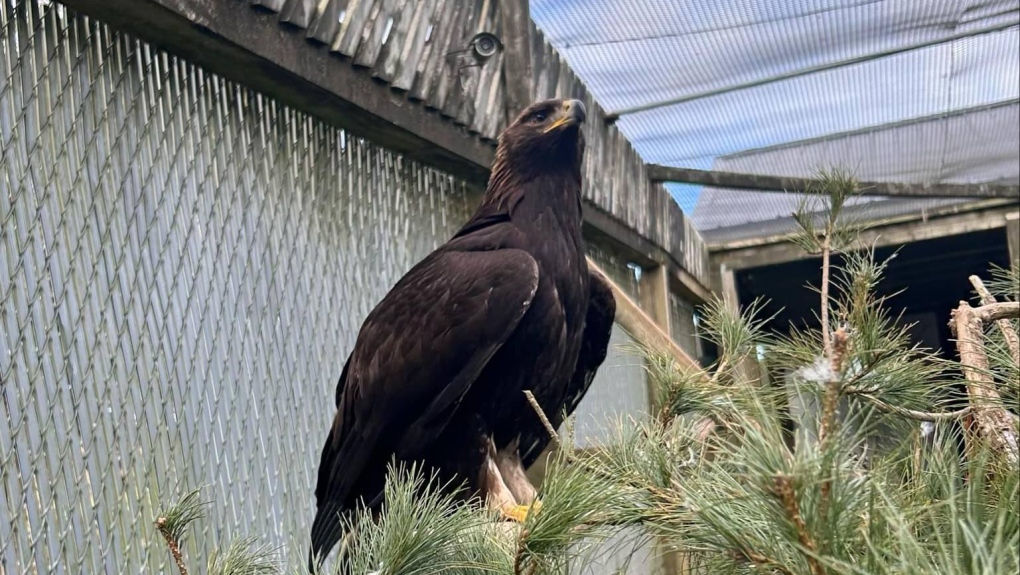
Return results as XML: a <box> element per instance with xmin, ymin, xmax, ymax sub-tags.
<box><xmin>530</xmin><ymin>0</ymin><xmax>1020</xmax><ymax>242</ymax></box>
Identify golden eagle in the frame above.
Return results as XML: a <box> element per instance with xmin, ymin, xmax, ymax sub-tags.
<box><xmin>309</xmin><ymin>98</ymin><xmax>616</xmax><ymax>570</ymax></box>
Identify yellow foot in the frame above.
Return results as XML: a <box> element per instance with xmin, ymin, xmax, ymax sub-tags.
<box><xmin>501</xmin><ymin>499</ymin><xmax>542</xmax><ymax>522</ymax></box>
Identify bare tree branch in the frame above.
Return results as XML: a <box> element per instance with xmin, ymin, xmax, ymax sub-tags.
<box><xmin>969</xmin><ymin>276</ymin><xmax>1020</xmax><ymax>366</ymax></box>
<box><xmin>951</xmin><ymin>301</ymin><xmax>1019</xmax><ymax>463</ymax></box>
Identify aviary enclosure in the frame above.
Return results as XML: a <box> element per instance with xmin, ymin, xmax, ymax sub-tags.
<box><xmin>1</xmin><ymin>1</ymin><xmax>1017</xmax><ymax>574</ymax></box>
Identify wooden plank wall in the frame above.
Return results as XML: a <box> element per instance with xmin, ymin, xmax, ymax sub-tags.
<box><xmin>246</xmin><ymin>0</ymin><xmax>710</xmax><ymax>286</ymax></box>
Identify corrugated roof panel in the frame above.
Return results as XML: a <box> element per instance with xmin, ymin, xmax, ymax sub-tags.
<box><xmin>530</xmin><ymin>0</ymin><xmax>1020</xmax><ymax>239</ymax></box>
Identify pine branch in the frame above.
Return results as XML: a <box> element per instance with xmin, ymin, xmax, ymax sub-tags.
<box><xmin>772</xmin><ymin>474</ymin><xmax>825</xmax><ymax>575</ymax></box>
<box><xmin>155</xmin><ymin>519</ymin><xmax>190</xmax><ymax>575</ymax></box>
<box><xmin>976</xmin><ymin>301</ymin><xmax>1020</xmax><ymax>324</ymax></box>
<box><xmin>154</xmin><ymin>489</ymin><xmax>207</xmax><ymax>575</ymax></box>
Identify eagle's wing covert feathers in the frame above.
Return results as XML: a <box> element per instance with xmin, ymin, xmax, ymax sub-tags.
<box><xmin>311</xmin><ymin>248</ymin><xmax>539</xmax><ymax>560</ymax></box>
<box><xmin>521</xmin><ymin>268</ymin><xmax>616</xmax><ymax>467</ymax></box>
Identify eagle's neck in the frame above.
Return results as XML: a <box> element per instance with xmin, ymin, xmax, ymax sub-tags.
<box><xmin>482</xmin><ymin>154</ymin><xmax>583</xmax><ymax>227</ymax></box>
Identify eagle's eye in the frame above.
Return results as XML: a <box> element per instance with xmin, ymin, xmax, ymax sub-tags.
<box><xmin>530</xmin><ymin>111</ymin><xmax>548</xmax><ymax>123</ymax></box>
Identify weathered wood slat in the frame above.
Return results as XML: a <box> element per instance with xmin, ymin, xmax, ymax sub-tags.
<box><xmin>473</xmin><ymin>50</ymin><xmax>502</xmax><ymax>134</ymax></box>
<box><xmin>383</xmin><ymin>0</ymin><xmax>433</xmax><ymax>88</ymax></box>
<box><xmin>430</xmin><ymin>0</ymin><xmax>473</xmax><ymax>113</ymax></box>
<box><xmin>482</xmin><ymin>32</ymin><xmax>506</xmax><ymax>141</ymax></box>
<box><xmin>441</xmin><ymin>0</ymin><xmax>481</xmax><ymax>120</ymax></box>
<box><xmin>543</xmin><ymin>47</ymin><xmax>560</xmax><ymax>100</ymax></box>
<box><xmin>306</xmin><ymin>0</ymin><xmax>348</xmax><ymax>44</ymax></box>
<box><xmin>455</xmin><ymin>0</ymin><xmax>498</xmax><ymax>127</ymax></box>
<box><xmin>331</xmin><ymin>0</ymin><xmax>376</xmax><ymax>56</ymax></box>
<box><xmin>279</xmin><ymin>0</ymin><xmax>315</xmax><ymax>28</ymax></box>
<box><xmin>490</xmin><ymin>80</ymin><xmax>506</xmax><ymax>138</ymax></box>
<box><xmin>556</xmin><ymin>56</ymin><xmax>572</xmax><ymax>101</ymax></box>
<box><xmin>468</xmin><ymin>1</ymin><xmax>502</xmax><ymax>133</ymax></box>
<box><xmin>353</xmin><ymin>0</ymin><xmax>403</xmax><ymax>68</ymax></box>
<box><xmin>409</xmin><ymin>0</ymin><xmax>456</xmax><ymax>103</ymax></box>
<box><xmin>354</xmin><ymin>0</ymin><xmax>405</xmax><ymax>68</ymax></box>
<box><xmin>529</xmin><ymin>23</ymin><xmax>546</xmax><ymax>102</ymax></box>
<box><xmin>499</xmin><ymin>0</ymin><xmax>531</xmax><ymax>123</ymax></box>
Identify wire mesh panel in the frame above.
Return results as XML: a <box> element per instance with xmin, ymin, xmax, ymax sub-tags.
<box><xmin>0</xmin><ymin>1</ymin><xmax>480</xmax><ymax>572</ymax></box>
<box><xmin>573</xmin><ymin>238</ymin><xmax>648</xmax><ymax>451</ymax></box>
<box><xmin>668</xmin><ymin>292</ymin><xmax>702</xmax><ymax>361</ymax></box>
<box><xmin>530</xmin><ymin>0</ymin><xmax>1020</xmax><ymax>242</ymax></box>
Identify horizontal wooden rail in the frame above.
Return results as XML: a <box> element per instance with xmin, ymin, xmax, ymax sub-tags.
<box><xmin>647</xmin><ymin>165</ymin><xmax>1020</xmax><ymax>200</ymax></box>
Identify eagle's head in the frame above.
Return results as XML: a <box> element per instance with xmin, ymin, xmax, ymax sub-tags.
<box><xmin>493</xmin><ymin>98</ymin><xmax>587</xmax><ymax>181</ymax></box>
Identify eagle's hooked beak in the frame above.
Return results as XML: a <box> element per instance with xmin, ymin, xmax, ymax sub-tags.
<box><xmin>544</xmin><ymin>99</ymin><xmax>586</xmax><ymax>133</ymax></box>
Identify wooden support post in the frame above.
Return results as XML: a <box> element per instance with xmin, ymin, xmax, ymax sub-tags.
<box><xmin>639</xmin><ymin>265</ymin><xmax>673</xmax><ymax>348</ymax></box>
<box><xmin>588</xmin><ymin>258</ymin><xmax>699</xmax><ymax>371</ymax></box>
<box><xmin>638</xmin><ymin>264</ymin><xmax>682</xmax><ymax>575</ymax></box>
<box><xmin>714</xmin><ymin>265</ymin><xmax>760</xmax><ymax>387</ymax></box>
<box><xmin>1007</xmin><ymin>213</ymin><xmax>1019</xmax><ymax>266</ymax></box>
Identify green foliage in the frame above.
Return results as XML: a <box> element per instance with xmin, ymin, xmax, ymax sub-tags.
<box><xmin>156</xmin><ymin>487</ymin><xmax>208</xmax><ymax>545</ymax></box>
<box><xmin>332</xmin><ymin>463</ymin><xmax>511</xmax><ymax>575</ymax></box>
<box><xmin>208</xmin><ymin>538</ymin><xmax>282</xmax><ymax>575</ymax></box>
<box><xmin>573</xmin><ymin>171</ymin><xmax>1019</xmax><ymax>574</ymax></box>
<box><xmin>790</xmin><ymin>167</ymin><xmax>865</xmax><ymax>256</ymax></box>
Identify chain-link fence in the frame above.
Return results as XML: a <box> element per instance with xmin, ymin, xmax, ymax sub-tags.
<box><xmin>0</xmin><ymin>1</ymin><xmax>480</xmax><ymax>571</ymax></box>
<box><xmin>0</xmin><ymin>2</ymin><xmax>694</xmax><ymax>573</ymax></box>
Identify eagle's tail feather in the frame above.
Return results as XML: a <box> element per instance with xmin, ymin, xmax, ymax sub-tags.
<box><xmin>308</xmin><ymin>500</ymin><xmax>347</xmax><ymax>574</ymax></box>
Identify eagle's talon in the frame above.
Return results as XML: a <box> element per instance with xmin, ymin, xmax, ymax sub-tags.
<box><xmin>501</xmin><ymin>499</ymin><xmax>542</xmax><ymax>522</ymax></box>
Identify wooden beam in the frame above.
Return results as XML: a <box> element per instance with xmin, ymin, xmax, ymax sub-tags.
<box><xmin>713</xmin><ymin>204</ymin><xmax>1020</xmax><ymax>271</ymax></box>
<box><xmin>58</xmin><ymin>0</ymin><xmax>496</xmax><ymax>188</ymax></box>
<box><xmin>647</xmin><ymin>165</ymin><xmax>1020</xmax><ymax>200</ymax></box>
<box><xmin>499</xmin><ymin>0</ymin><xmax>532</xmax><ymax>123</ymax></box>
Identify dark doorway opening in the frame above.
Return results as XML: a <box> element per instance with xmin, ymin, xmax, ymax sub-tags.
<box><xmin>735</xmin><ymin>227</ymin><xmax>1012</xmax><ymax>358</ymax></box>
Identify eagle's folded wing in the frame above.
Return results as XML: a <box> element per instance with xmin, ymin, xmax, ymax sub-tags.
<box><xmin>310</xmin><ymin>248</ymin><xmax>540</xmax><ymax>563</ymax></box>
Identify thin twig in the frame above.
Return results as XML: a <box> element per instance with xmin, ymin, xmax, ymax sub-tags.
<box><xmin>155</xmin><ymin>517</ymin><xmax>189</xmax><ymax>575</ymax></box>
<box><xmin>772</xmin><ymin>475</ymin><xmax>825</xmax><ymax>575</ymax></box>
<box><xmin>858</xmin><ymin>393</ymin><xmax>973</xmax><ymax>422</ymax></box>
<box><xmin>970</xmin><ymin>275</ymin><xmax>1020</xmax><ymax>366</ymax></box>
<box><xmin>820</xmin><ymin>236</ymin><xmax>832</xmax><ymax>358</ymax></box>
<box><xmin>708</xmin><ymin>356</ymin><xmax>729</xmax><ymax>387</ymax></box>
<box><xmin>524</xmin><ymin>390</ymin><xmax>561</xmax><ymax>449</ymax></box>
